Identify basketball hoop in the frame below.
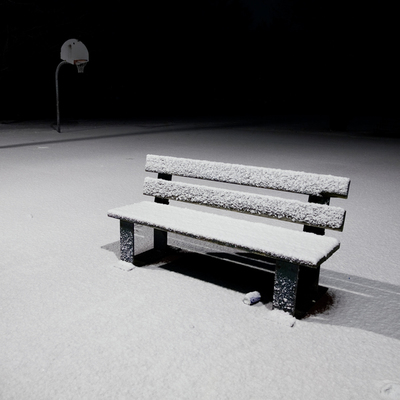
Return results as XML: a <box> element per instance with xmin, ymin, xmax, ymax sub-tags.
<box><xmin>56</xmin><ymin>39</ymin><xmax>89</xmax><ymax>132</ymax></box>
<box><xmin>74</xmin><ymin>59</ymin><xmax>88</xmax><ymax>74</ymax></box>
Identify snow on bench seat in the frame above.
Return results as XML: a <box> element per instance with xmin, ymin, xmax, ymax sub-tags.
<box><xmin>108</xmin><ymin>202</ymin><xmax>340</xmax><ymax>268</ymax></box>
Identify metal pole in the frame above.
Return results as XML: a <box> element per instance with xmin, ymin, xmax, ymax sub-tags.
<box><xmin>55</xmin><ymin>61</ymin><xmax>68</xmax><ymax>133</ymax></box>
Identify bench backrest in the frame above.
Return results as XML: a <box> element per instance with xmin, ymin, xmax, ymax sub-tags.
<box><xmin>144</xmin><ymin>155</ymin><xmax>350</xmax><ymax>234</ymax></box>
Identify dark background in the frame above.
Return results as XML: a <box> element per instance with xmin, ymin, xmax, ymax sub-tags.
<box><xmin>1</xmin><ymin>0</ymin><xmax>398</xmax><ymax>130</ymax></box>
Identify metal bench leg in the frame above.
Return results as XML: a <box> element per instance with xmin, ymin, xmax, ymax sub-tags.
<box><xmin>120</xmin><ymin>220</ymin><xmax>135</xmax><ymax>264</ymax></box>
<box><xmin>154</xmin><ymin>228</ymin><xmax>168</xmax><ymax>253</ymax></box>
<box><xmin>273</xmin><ymin>260</ymin><xmax>300</xmax><ymax>316</ymax></box>
<box><xmin>297</xmin><ymin>265</ymin><xmax>320</xmax><ymax>308</ymax></box>
<box><xmin>119</xmin><ymin>226</ymin><xmax>170</xmax><ymax>267</ymax></box>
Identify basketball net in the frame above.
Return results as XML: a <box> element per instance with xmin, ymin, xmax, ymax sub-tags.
<box><xmin>74</xmin><ymin>60</ymin><xmax>88</xmax><ymax>74</ymax></box>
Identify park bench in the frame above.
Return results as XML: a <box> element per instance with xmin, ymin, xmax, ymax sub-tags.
<box><xmin>108</xmin><ymin>154</ymin><xmax>350</xmax><ymax>317</ymax></box>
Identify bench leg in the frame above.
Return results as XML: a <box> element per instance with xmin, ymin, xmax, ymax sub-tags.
<box><xmin>120</xmin><ymin>220</ymin><xmax>135</xmax><ymax>264</ymax></box>
<box><xmin>273</xmin><ymin>261</ymin><xmax>300</xmax><ymax>316</ymax></box>
<box><xmin>126</xmin><ymin>228</ymin><xmax>170</xmax><ymax>266</ymax></box>
<box><xmin>154</xmin><ymin>228</ymin><xmax>168</xmax><ymax>252</ymax></box>
<box><xmin>297</xmin><ymin>265</ymin><xmax>320</xmax><ymax>309</ymax></box>
<box><xmin>119</xmin><ymin>222</ymin><xmax>171</xmax><ymax>267</ymax></box>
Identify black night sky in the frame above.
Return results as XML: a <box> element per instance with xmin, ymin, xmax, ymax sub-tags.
<box><xmin>1</xmin><ymin>0</ymin><xmax>399</xmax><ymax>128</ymax></box>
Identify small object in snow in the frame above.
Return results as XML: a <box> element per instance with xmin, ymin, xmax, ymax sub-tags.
<box><xmin>243</xmin><ymin>291</ymin><xmax>261</xmax><ymax>305</ymax></box>
<box><xmin>380</xmin><ymin>382</ymin><xmax>400</xmax><ymax>399</ymax></box>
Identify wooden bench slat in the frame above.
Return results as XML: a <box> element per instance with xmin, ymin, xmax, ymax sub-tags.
<box><xmin>143</xmin><ymin>177</ymin><xmax>346</xmax><ymax>231</ymax></box>
<box><xmin>145</xmin><ymin>155</ymin><xmax>351</xmax><ymax>198</ymax></box>
<box><xmin>108</xmin><ymin>202</ymin><xmax>340</xmax><ymax>268</ymax></box>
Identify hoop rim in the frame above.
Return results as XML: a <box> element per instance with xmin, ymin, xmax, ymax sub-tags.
<box><xmin>75</xmin><ymin>59</ymin><xmax>88</xmax><ymax>74</ymax></box>
<box><xmin>74</xmin><ymin>59</ymin><xmax>88</xmax><ymax>65</ymax></box>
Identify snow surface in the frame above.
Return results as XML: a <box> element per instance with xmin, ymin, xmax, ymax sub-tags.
<box><xmin>146</xmin><ymin>154</ymin><xmax>351</xmax><ymax>197</ymax></box>
<box><xmin>108</xmin><ymin>201</ymin><xmax>339</xmax><ymax>266</ymax></box>
<box><xmin>1</xmin><ymin>118</ymin><xmax>400</xmax><ymax>400</ymax></box>
<box><xmin>142</xmin><ymin>176</ymin><xmax>346</xmax><ymax>230</ymax></box>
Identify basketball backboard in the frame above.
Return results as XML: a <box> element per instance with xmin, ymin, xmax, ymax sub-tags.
<box><xmin>60</xmin><ymin>39</ymin><xmax>89</xmax><ymax>65</ymax></box>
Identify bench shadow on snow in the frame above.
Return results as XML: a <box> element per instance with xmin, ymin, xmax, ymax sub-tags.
<box><xmin>102</xmin><ymin>237</ymin><xmax>400</xmax><ymax>341</ymax></box>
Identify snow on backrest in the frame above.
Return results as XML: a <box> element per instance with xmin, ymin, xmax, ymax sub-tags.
<box><xmin>143</xmin><ymin>177</ymin><xmax>346</xmax><ymax>231</ymax></box>
<box><xmin>145</xmin><ymin>155</ymin><xmax>350</xmax><ymax>198</ymax></box>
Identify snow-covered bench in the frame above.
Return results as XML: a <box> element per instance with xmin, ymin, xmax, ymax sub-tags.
<box><xmin>108</xmin><ymin>154</ymin><xmax>350</xmax><ymax>317</ymax></box>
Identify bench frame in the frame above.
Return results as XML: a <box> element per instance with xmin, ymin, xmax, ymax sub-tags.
<box><xmin>109</xmin><ymin>155</ymin><xmax>350</xmax><ymax>318</ymax></box>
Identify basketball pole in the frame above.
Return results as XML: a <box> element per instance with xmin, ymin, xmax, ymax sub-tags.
<box><xmin>55</xmin><ymin>60</ymin><xmax>68</xmax><ymax>133</ymax></box>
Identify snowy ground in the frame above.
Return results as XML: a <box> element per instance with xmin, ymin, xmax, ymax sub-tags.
<box><xmin>1</xmin><ymin>117</ymin><xmax>400</xmax><ymax>399</ymax></box>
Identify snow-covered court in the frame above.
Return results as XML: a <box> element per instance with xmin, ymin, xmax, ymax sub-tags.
<box><xmin>1</xmin><ymin>118</ymin><xmax>400</xmax><ymax>399</ymax></box>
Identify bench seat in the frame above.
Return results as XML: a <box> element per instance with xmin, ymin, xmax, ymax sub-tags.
<box><xmin>108</xmin><ymin>201</ymin><xmax>340</xmax><ymax>268</ymax></box>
